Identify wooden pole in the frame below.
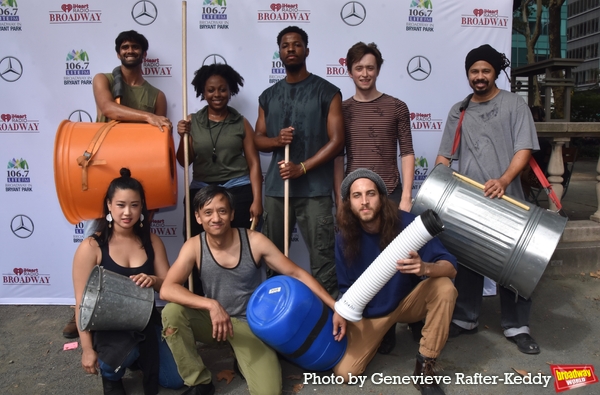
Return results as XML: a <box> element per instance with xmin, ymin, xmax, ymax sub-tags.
<box><xmin>182</xmin><ymin>1</ymin><xmax>194</xmax><ymax>291</ymax></box>
<box><xmin>284</xmin><ymin>144</ymin><xmax>290</xmax><ymax>257</ymax></box>
<box><xmin>452</xmin><ymin>172</ymin><xmax>530</xmax><ymax>211</ymax></box>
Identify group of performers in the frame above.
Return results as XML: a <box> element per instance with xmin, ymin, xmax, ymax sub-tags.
<box><xmin>66</xmin><ymin>27</ymin><xmax>541</xmax><ymax>395</ymax></box>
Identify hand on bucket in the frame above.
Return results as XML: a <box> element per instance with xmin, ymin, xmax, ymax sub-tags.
<box><xmin>130</xmin><ymin>273</ymin><xmax>156</xmax><ymax>288</ymax></box>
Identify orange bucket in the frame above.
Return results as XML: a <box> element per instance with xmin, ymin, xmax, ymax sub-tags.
<box><xmin>54</xmin><ymin>120</ymin><xmax>177</xmax><ymax>224</ymax></box>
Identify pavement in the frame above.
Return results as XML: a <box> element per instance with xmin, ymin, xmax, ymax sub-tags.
<box><xmin>1</xmin><ymin>161</ymin><xmax>599</xmax><ymax>395</ymax></box>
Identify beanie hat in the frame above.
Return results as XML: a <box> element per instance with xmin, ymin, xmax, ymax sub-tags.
<box><xmin>340</xmin><ymin>168</ymin><xmax>387</xmax><ymax>201</ymax></box>
<box><xmin>465</xmin><ymin>44</ymin><xmax>507</xmax><ymax>79</ymax></box>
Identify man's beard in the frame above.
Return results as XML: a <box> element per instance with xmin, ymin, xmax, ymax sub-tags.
<box><xmin>121</xmin><ymin>57</ymin><xmax>143</xmax><ymax>69</ymax></box>
<box><xmin>284</xmin><ymin>61</ymin><xmax>304</xmax><ymax>74</ymax></box>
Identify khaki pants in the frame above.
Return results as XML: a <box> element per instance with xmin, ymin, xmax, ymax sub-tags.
<box><xmin>333</xmin><ymin>277</ymin><xmax>457</xmax><ymax>381</ymax></box>
<box><xmin>162</xmin><ymin>303</ymin><xmax>282</xmax><ymax>395</ymax></box>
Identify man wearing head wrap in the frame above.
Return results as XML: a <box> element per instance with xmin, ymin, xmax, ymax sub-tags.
<box><xmin>333</xmin><ymin>169</ymin><xmax>457</xmax><ymax>395</ymax></box>
<box><xmin>435</xmin><ymin>44</ymin><xmax>541</xmax><ymax>354</ymax></box>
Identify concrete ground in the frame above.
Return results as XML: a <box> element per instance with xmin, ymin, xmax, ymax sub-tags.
<box><xmin>1</xmin><ymin>161</ymin><xmax>599</xmax><ymax>395</ymax></box>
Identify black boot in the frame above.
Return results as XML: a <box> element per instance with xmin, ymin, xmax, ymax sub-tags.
<box><xmin>101</xmin><ymin>377</ymin><xmax>126</xmax><ymax>395</ymax></box>
<box><xmin>408</xmin><ymin>320</ymin><xmax>425</xmax><ymax>343</ymax></box>
<box><xmin>181</xmin><ymin>381</ymin><xmax>215</xmax><ymax>395</ymax></box>
<box><xmin>377</xmin><ymin>323</ymin><xmax>397</xmax><ymax>354</ymax></box>
<box><xmin>413</xmin><ymin>353</ymin><xmax>445</xmax><ymax>395</ymax></box>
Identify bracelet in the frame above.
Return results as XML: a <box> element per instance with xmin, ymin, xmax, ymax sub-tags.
<box><xmin>300</xmin><ymin>162</ymin><xmax>307</xmax><ymax>174</ymax></box>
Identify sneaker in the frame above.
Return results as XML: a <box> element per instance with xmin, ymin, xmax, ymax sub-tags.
<box><xmin>62</xmin><ymin>311</ymin><xmax>79</xmax><ymax>339</ymax></box>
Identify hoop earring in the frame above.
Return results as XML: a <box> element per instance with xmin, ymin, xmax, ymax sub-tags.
<box><xmin>140</xmin><ymin>213</ymin><xmax>145</xmax><ymax>228</ymax></box>
<box><xmin>106</xmin><ymin>212</ymin><xmax>113</xmax><ymax>228</ymax></box>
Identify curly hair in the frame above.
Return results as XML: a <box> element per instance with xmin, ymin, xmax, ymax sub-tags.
<box><xmin>191</xmin><ymin>63</ymin><xmax>244</xmax><ymax>100</ymax></box>
<box><xmin>277</xmin><ymin>25</ymin><xmax>308</xmax><ymax>47</ymax></box>
<box><xmin>115</xmin><ymin>30</ymin><xmax>149</xmax><ymax>53</ymax></box>
<box><xmin>336</xmin><ymin>194</ymin><xmax>402</xmax><ymax>265</ymax></box>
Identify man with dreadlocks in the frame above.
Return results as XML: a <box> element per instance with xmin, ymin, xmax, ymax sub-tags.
<box><xmin>333</xmin><ymin>168</ymin><xmax>457</xmax><ymax>395</ymax></box>
<box><xmin>436</xmin><ymin>44</ymin><xmax>541</xmax><ymax>354</ymax></box>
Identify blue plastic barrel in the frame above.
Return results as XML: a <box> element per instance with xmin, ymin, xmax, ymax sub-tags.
<box><xmin>247</xmin><ymin>276</ymin><xmax>347</xmax><ymax>371</ymax></box>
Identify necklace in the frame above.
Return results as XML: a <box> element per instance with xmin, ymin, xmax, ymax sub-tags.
<box><xmin>207</xmin><ymin>114</ymin><xmax>227</xmax><ymax>163</ymax></box>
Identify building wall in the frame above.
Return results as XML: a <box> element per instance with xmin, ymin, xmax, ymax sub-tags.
<box><xmin>567</xmin><ymin>0</ymin><xmax>600</xmax><ymax>88</ymax></box>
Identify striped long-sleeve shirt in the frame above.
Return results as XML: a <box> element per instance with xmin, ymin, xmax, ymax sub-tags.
<box><xmin>342</xmin><ymin>93</ymin><xmax>414</xmax><ymax>193</ymax></box>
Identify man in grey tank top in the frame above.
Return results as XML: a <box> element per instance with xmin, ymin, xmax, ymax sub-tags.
<box><xmin>436</xmin><ymin>44</ymin><xmax>540</xmax><ymax>355</ymax></box>
<box><xmin>160</xmin><ymin>185</ymin><xmax>346</xmax><ymax>395</ymax></box>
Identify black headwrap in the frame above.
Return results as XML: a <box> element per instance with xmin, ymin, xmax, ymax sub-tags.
<box><xmin>464</xmin><ymin>44</ymin><xmax>509</xmax><ymax>80</ymax></box>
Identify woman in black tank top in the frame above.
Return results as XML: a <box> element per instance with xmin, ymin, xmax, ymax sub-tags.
<box><xmin>72</xmin><ymin>168</ymin><xmax>183</xmax><ymax>394</ymax></box>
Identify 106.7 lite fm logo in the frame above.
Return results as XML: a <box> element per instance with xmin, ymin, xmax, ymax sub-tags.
<box><xmin>0</xmin><ymin>0</ymin><xmax>21</xmax><ymax>31</ymax></box>
<box><xmin>268</xmin><ymin>51</ymin><xmax>285</xmax><ymax>85</ymax></box>
<box><xmin>49</xmin><ymin>3</ymin><xmax>102</xmax><ymax>24</ymax></box>
<box><xmin>6</xmin><ymin>157</ymin><xmax>31</xmax><ymax>192</ymax></box>
<box><xmin>413</xmin><ymin>155</ymin><xmax>429</xmax><ymax>192</ymax></box>
<box><xmin>406</xmin><ymin>0</ymin><xmax>434</xmax><ymax>33</ymax></box>
<box><xmin>64</xmin><ymin>49</ymin><xmax>92</xmax><ymax>85</ymax></box>
<box><xmin>200</xmin><ymin>0</ymin><xmax>229</xmax><ymax>30</ymax></box>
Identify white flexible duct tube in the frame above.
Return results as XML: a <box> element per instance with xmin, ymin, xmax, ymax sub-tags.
<box><xmin>335</xmin><ymin>209</ymin><xmax>444</xmax><ymax>322</ymax></box>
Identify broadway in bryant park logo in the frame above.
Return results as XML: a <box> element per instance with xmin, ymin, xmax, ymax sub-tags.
<box><xmin>49</xmin><ymin>3</ymin><xmax>102</xmax><ymax>24</ymax></box>
<box><xmin>406</xmin><ymin>0</ymin><xmax>434</xmax><ymax>33</ymax></box>
<box><xmin>258</xmin><ymin>3</ymin><xmax>311</xmax><ymax>23</ymax></box>
<box><xmin>6</xmin><ymin>157</ymin><xmax>32</xmax><ymax>192</ymax></box>
<box><xmin>200</xmin><ymin>0</ymin><xmax>229</xmax><ymax>29</ymax></box>
<box><xmin>268</xmin><ymin>51</ymin><xmax>285</xmax><ymax>85</ymax></box>
<box><xmin>3</xmin><ymin>267</ymin><xmax>50</xmax><ymax>285</ymax></box>
<box><xmin>0</xmin><ymin>113</ymin><xmax>39</xmax><ymax>134</ymax></box>
<box><xmin>461</xmin><ymin>8</ymin><xmax>509</xmax><ymax>29</ymax></box>
<box><xmin>0</xmin><ymin>0</ymin><xmax>21</xmax><ymax>31</ymax></box>
<box><xmin>551</xmin><ymin>364</ymin><xmax>599</xmax><ymax>392</ymax></box>
<box><xmin>64</xmin><ymin>49</ymin><xmax>92</xmax><ymax>86</ymax></box>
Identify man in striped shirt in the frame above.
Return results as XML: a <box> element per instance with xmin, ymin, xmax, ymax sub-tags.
<box><xmin>334</xmin><ymin>42</ymin><xmax>417</xmax><ymax>355</ymax></box>
<box><xmin>334</xmin><ymin>42</ymin><xmax>415</xmax><ymax>212</ymax></box>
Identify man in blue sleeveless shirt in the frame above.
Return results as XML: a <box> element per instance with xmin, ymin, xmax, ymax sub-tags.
<box><xmin>254</xmin><ymin>26</ymin><xmax>344</xmax><ymax>298</ymax></box>
<box><xmin>160</xmin><ymin>185</ymin><xmax>346</xmax><ymax>395</ymax></box>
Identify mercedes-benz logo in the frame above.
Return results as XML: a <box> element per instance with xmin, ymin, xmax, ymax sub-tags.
<box><xmin>202</xmin><ymin>54</ymin><xmax>227</xmax><ymax>66</ymax></box>
<box><xmin>132</xmin><ymin>0</ymin><xmax>158</xmax><ymax>26</ymax></box>
<box><xmin>0</xmin><ymin>56</ymin><xmax>23</xmax><ymax>82</ymax></box>
<box><xmin>407</xmin><ymin>56</ymin><xmax>432</xmax><ymax>81</ymax></box>
<box><xmin>68</xmin><ymin>110</ymin><xmax>92</xmax><ymax>123</ymax></box>
<box><xmin>340</xmin><ymin>1</ymin><xmax>366</xmax><ymax>26</ymax></box>
<box><xmin>11</xmin><ymin>214</ymin><xmax>34</xmax><ymax>239</ymax></box>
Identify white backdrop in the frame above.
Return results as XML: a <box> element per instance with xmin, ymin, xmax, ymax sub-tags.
<box><xmin>0</xmin><ymin>0</ymin><xmax>512</xmax><ymax>304</ymax></box>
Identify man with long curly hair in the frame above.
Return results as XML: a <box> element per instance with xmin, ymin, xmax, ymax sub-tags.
<box><xmin>333</xmin><ymin>169</ymin><xmax>457</xmax><ymax>395</ymax></box>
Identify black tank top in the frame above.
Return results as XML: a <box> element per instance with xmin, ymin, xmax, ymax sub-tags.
<box><xmin>92</xmin><ymin>235</ymin><xmax>155</xmax><ymax>276</ymax></box>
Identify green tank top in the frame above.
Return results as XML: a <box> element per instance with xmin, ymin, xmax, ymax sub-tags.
<box><xmin>190</xmin><ymin>106</ymin><xmax>249</xmax><ymax>182</ymax></box>
<box><xmin>96</xmin><ymin>73</ymin><xmax>160</xmax><ymax>122</ymax></box>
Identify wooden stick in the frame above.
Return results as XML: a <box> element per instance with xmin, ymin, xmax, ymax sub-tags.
<box><xmin>452</xmin><ymin>172</ymin><xmax>530</xmax><ymax>211</ymax></box>
<box><xmin>284</xmin><ymin>144</ymin><xmax>290</xmax><ymax>257</ymax></box>
<box><xmin>250</xmin><ymin>217</ymin><xmax>257</xmax><ymax>231</ymax></box>
<box><xmin>182</xmin><ymin>1</ymin><xmax>193</xmax><ymax>291</ymax></box>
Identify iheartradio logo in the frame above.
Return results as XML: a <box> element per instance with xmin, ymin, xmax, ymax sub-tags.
<box><xmin>61</xmin><ymin>4</ymin><xmax>73</xmax><ymax>12</ymax></box>
<box><xmin>13</xmin><ymin>268</ymin><xmax>23</xmax><ymax>275</ymax></box>
<box><xmin>338</xmin><ymin>58</ymin><xmax>346</xmax><ymax>66</ymax></box>
<box><xmin>1</xmin><ymin>114</ymin><xmax>11</xmax><ymax>122</ymax></box>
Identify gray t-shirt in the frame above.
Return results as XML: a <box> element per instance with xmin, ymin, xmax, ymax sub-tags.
<box><xmin>438</xmin><ymin>90</ymin><xmax>539</xmax><ymax>199</ymax></box>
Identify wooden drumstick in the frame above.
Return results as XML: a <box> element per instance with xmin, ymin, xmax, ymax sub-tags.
<box><xmin>452</xmin><ymin>172</ymin><xmax>530</xmax><ymax>211</ymax></box>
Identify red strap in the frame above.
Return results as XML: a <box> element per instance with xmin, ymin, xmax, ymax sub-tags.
<box><xmin>451</xmin><ymin>110</ymin><xmax>465</xmax><ymax>157</ymax></box>
<box><xmin>528</xmin><ymin>157</ymin><xmax>562</xmax><ymax>210</ymax></box>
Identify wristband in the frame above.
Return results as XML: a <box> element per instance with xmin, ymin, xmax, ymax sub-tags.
<box><xmin>300</xmin><ymin>162</ymin><xmax>307</xmax><ymax>174</ymax></box>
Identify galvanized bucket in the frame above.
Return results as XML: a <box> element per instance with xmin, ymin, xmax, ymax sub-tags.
<box><xmin>411</xmin><ymin>164</ymin><xmax>568</xmax><ymax>299</ymax></box>
<box><xmin>79</xmin><ymin>266</ymin><xmax>154</xmax><ymax>331</ymax></box>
